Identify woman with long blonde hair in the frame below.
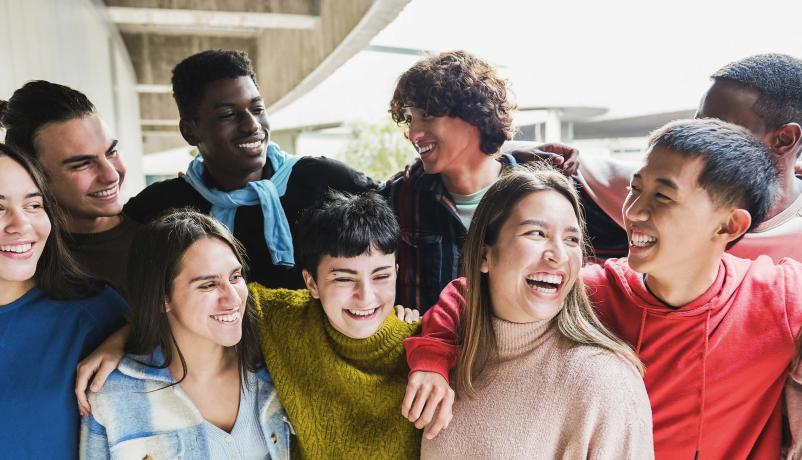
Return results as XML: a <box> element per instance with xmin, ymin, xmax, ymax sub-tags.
<box><xmin>419</xmin><ymin>166</ymin><xmax>653</xmax><ymax>459</ymax></box>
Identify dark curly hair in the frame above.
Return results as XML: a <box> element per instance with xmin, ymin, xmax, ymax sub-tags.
<box><xmin>172</xmin><ymin>49</ymin><xmax>257</xmax><ymax>120</ymax></box>
<box><xmin>389</xmin><ymin>50</ymin><xmax>516</xmax><ymax>154</ymax></box>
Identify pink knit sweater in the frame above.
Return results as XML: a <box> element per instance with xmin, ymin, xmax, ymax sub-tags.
<box><xmin>421</xmin><ymin>317</ymin><xmax>654</xmax><ymax>460</ymax></box>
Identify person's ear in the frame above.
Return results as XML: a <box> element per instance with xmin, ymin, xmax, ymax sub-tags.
<box><xmin>302</xmin><ymin>269</ymin><xmax>321</xmax><ymax>299</ymax></box>
<box><xmin>164</xmin><ymin>299</ymin><xmax>172</xmax><ymax>313</ymax></box>
<box><xmin>480</xmin><ymin>246</ymin><xmax>491</xmax><ymax>274</ymax></box>
<box><xmin>771</xmin><ymin>123</ymin><xmax>802</xmax><ymax>157</ymax></box>
<box><xmin>179</xmin><ymin>119</ymin><xmax>199</xmax><ymax>146</ymax></box>
<box><xmin>716</xmin><ymin>209</ymin><xmax>751</xmax><ymax>245</ymax></box>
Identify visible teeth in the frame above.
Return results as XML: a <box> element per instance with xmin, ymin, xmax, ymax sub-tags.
<box><xmin>0</xmin><ymin>243</ymin><xmax>32</xmax><ymax>253</ymax></box>
<box><xmin>89</xmin><ymin>187</ymin><xmax>116</xmax><ymax>197</ymax></box>
<box><xmin>416</xmin><ymin>144</ymin><xmax>434</xmax><ymax>154</ymax></box>
<box><xmin>211</xmin><ymin>311</ymin><xmax>240</xmax><ymax>323</ymax></box>
<box><xmin>237</xmin><ymin>140</ymin><xmax>262</xmax><ymax>149</ymax></box>
<box><xmin>630</xmin><ymin>233</ymin><xmax>657</xmax><ymax>247</ymax></box>
<box><xmin>526</xmin><ymin>273</ymin><xmax>563</xmax><ymax>285</ymax></box>
<box><xmin>347</xmin><ymin>308</ymin><xmax>377</xmax><ymax>317</ymax></box>
<box><xmin>533</xmin><ymin>285</ymin><xmax>557</xmax><ymax>294</ymax></box>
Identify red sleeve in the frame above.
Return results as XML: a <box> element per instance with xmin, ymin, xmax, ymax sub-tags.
<box><xmin>404</xmin><ymin>278</ymin><xmax>467</xmax><ymax>381</ymax></box>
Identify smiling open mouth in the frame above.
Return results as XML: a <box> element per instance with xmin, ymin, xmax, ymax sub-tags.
<box><xmin>0</xmin><ymin>243</ymin><xmax>33</xmax><ymax>254</ymax></box>
<box><xmin>526</xmin><ymin>273</ymin><xmax>563</xmax><ymax>294</ymax></box>
<box><xmin>346</xmin><ymin>307</ymin><xmax>379</xmax><ymax>319</ymax></box>
<box><xmin>630</xmin><ymin>234</ymin><xmax>657</xmax><ymax>248</ymax></box>
<box><xmin>210</xmin><ymin>311</ymin><xmax>240</xmax><ymax>323</ymax></box>
<box><xmin>88</xmin><ymin>186</ymin><xmax>117</xmax><ymax>198</ymax></box>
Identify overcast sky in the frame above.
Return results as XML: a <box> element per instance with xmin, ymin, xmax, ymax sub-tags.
<box><xmin>272</xmin><ymin>0</ymin><xmax>802</xmax><ymax>128</ymax></box>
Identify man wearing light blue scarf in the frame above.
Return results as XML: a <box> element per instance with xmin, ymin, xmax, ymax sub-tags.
<box><xmin>184</xmin><ymin>142</ymin><xmax>301</xmax><ymax>267</ymax></box>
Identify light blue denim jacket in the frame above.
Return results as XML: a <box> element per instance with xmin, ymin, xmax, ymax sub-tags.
<box><xmin>79</xmin><ymin>348</ymin><xmax>290</xmax><ymax>459</ymax></box>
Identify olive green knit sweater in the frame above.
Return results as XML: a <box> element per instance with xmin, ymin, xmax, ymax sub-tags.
<box><xmin>249</xmin><ymin>284</ymin><xmax>422</xmax><ymax>460</ymax></box>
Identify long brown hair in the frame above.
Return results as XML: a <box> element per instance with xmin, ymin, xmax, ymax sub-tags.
<box><xmin>125</xmin><ymin>209</ymin><xmax>262</xmax><ymax>387</ymax></box>
<box><xmin>456</xmin><ymin>166</ymin><xmax>643</xmax><ymax>399</ymax></box>
<box><xmin>0</xmin><ymin>142</ymin><xmax>98</xmax><ymax>300</ymax></box>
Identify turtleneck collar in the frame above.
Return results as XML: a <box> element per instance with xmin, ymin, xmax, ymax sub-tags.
<box><xmin>323</xmin><ymin>308</ymin><xmax>417</xmax><ymax>372</ymax></box>
<box><xmin>493</xmin><ymin>316</ymin><xmax>556</xmax><ymax>361</ymax></box>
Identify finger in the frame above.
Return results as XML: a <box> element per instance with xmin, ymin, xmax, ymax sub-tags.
<box><xmin>424</xmin><ymin>389</ymin><xmax>455</xmax><ymax>439</ymax></box>
<box><xmin>412</xmin><ymin>309</ymin><xmax>420</xmax><ymax>322</ymax></box>
<box><xmin>408</xmin><ymin>384</ymin><xmax>432</xmax><ymax>422</ymax></box>
<box><xmin>401</xmin><ymin>381</ymin><xmax>420</xmax><ymax>418</ymax></box>
<box><xmin>75</xmin><ymin>362</ymin><xmax>99</xmax><ymax>415</ymax></box>
<box><xmin>395</xmin><ymin>305</ymin><xmax>405</xmax><ymax>320</ymax></box>
<box><xmin>550</xmin><ymin>155</ymin><xmax>565</xmax><ymax>166</ymax></box>
<box><xmin>415</xmin><ymin>387</ymin><xmax>444</xmax><ymax>429</ymax></box>
<box><xmin>90</xmin><ymin>360</ymin><xmax>117</xmax><ymax>393</ymax></box>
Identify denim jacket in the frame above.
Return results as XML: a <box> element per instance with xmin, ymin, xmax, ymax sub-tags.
<box><xmin>80</xmin><ymin>348</ymin><xmax>290</xmax><ymax>460</ymax></box>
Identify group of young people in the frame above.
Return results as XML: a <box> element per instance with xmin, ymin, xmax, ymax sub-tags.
<box><xmin>2</xmin><ymin>45</ymin><xmax>802</xmax><ymax>459</ymax></box>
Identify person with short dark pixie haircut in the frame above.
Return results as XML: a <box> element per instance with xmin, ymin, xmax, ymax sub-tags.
<box><xmin>385</xmin><ymin>50</ymin><xmax>616</xmax><ymax>313</ymax></box>
<box><xmin>409</xmin><ymin>119</ymin><xmax>802</xmax><ymax>458</ymax></box>
<box><xmin>241</xmin><ymin>190</ymin><xmax>431</xmax><ymax>459</ymax></box>
<box><xmin>122</xmin><ymin>49</ymin><xmax>379</xmax><ymax>289</ymax></box>
<box><xmin>0</xmin><ymin>81</ymin><xmax>138</xmax><ymax>294</ymax></box>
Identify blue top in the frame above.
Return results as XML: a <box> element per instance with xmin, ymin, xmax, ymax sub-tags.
<box><xmin>0</xmin><ymin>287</ymin><xmax>128</xmax><ymax>459</ymax></box>
<box><xmin>81</xmin><ymin>348</ymin><xmax>290</xmax><ymax>460</ymax></box>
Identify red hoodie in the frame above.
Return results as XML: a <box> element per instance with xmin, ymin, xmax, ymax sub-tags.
<box><xmin>405</xmin><ymin>254</ymin><xmax>802</xmax><ymax>459</ymax></box>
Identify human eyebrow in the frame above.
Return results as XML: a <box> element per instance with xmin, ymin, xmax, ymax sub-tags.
<box><xmin>0</xmin><ymin>192</ymin><xmax>42</xmax><ymax>200</ymax></box>
<box><xmin>105</xmin><ymin>140</ymin><xmax>119</xmax><ymax>154</ymax></box>
<box><xmin>518</xmin><ymin>219</ymin><xmax>548</xmax><ymax>228</ymax></box>
<box><xmin>212</xmin><ymin>102</ymin><xmax>237</xmax><ymax>110</ymax></box>
<box><xmin>62</xmin><ymin>155</ymin><xmax>95</xmax><ymax>166</ymax></box>
<box><xmin>251</xmin><ymin>97</ymin><xmax>264</xmax><ymax>104</ymax></box>
<box><xmin>189</xmin><ymin>274</ymin><xmax>220</xmax><ymax>283</ymax></box>
<box><xmin>371</xmin><ymin>265</ymin><xmax>394</xmax><ymax>274</ymax></box>
<box><xmin>655</xmin><ymin>177</ymin><xmax>679</xmax><ymax>190</ymax></box>
<box><xmin>329</xmin><ymin>268</ymin><xmax>358</xmax><ymax>275</ymax></box>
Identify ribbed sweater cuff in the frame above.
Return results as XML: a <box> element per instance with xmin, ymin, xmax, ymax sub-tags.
<box><xmin>405</xmin><ymin>340</ymin><xmax>456</xmax><ymax>382</ymax></box>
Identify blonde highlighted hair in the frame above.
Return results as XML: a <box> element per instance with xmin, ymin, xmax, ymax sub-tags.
<box><xmin>456</xmin><ymin>165</ymin><xmax>644</xmax><ymax>399</ymax></box>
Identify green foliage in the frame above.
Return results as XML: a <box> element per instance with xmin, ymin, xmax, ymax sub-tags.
<box><xmin>341</xmin><ymin>119</ymin><xmax>417</xmax><ymax>181</ymax></box>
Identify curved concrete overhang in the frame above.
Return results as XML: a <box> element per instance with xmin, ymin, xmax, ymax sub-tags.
<box><xmin>104</xmin><ymin>0</ymin><xmax>410</xmax><ymax>153</ymax></box>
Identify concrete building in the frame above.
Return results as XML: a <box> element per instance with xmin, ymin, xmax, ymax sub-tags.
<box><xmin>1</xmin><ymin>0</ymin><xmax>410</xmax><ymax>194</ymax></box>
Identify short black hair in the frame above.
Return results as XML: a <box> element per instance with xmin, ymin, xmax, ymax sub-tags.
<box><xmin>0</xmin><ymin>80</ymin><xmax>95</xmax><ymax>157</ymax></box>
<box><xmin>171</xmin><ymin>49</ymin><xmax>257</xmax><ymax>120</ymax></box>
<box><xmin>712</xmin><ymin>53</ymin><xmax>802</xmax><ymax>130</ymax></box>
<box><xmin>297</xmin><ymin>190</ymin><xmax>399</xmax><ymax>277</ymax></box>
<box><xmin>648</xmin><ymin>119</ymin><xmax>778</xmax><ymax>245</ymax></box>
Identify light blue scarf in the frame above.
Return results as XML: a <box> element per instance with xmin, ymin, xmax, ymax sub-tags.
<box><xmin>183</xmin><ymin>142</ymin><xmax>301</xmax><ymax>267</ymax></box>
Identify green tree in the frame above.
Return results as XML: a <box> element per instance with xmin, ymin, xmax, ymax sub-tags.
<box><xmin>341</xmin><ymin>119</ymin><xmax>417</xmax><ymax>180</ymax></box>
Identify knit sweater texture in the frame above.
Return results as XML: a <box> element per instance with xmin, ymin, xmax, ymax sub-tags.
<box><xmin>249</xmin><ymin>284</ymin><xmax>422</xmax><ymax>459</ymax></box>
<box><xmin>420</xmin><ymin>316</ymin><xmax>653</xmax><ymax>460</ymax></box>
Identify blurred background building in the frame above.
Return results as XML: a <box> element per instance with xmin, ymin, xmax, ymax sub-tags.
<box><xmin>4</xmin><ymin>0</ymin><xmax>802</xmax><ymax>192</ymax></box>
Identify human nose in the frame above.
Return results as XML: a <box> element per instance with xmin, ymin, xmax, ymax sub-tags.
<box><xmin>3</xmin><ymin>207</ymin><xmax>34</xmax><ymax>235</ymax></box>
<box><xmin>353</xmin><ymin>279</ymin><xmax>377</xmax><ymax>306</ymax></box>
<box><xmin>239</xmin><ymin>110</ymin><xmax>260</xmax><ymax>134</ymax></box>
<box><xmin>219</xmin><ymin>280</ymin><xmax>243</xmax><ymax>308</ymax></box>
<box><xmin>544</xmin><ymin>239</ymin><xmax>568</xmax><ymax>265</ymax></box>
<box><xmin>408</xmin><ymin>119</ymin><xmax>425</xmax><ymax>144</ymax></box>
<box><xmin>97</xmin><ymin>157</ymin><xmax>120</xmax><ymax>184</ymax></box>
<box><xmin>624</xmin><ymin>194</ymin><xmax>649</xmax><ymax>223</ymax></box>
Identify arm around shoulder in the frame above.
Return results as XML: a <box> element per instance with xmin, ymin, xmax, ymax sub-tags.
<box><xmin>404</xmin><ymin>278</ymin><xmax>467</xmax><ymax>378</ymax></box>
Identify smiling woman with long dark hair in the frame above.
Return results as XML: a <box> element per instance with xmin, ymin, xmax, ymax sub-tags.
<box><xmin>419</xmin><ymin>167</ymin><xmax>653</xmax><ymax>459</ymax></box>
<box><xmin>80</xmin><ymin>210</ymin><xmax>289</xmax><ymax>459</ymax></box>
<box><xmin>0</xmin><ymin>142</ymin><xmax>127</xmax><ymax>459</ymax></box>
